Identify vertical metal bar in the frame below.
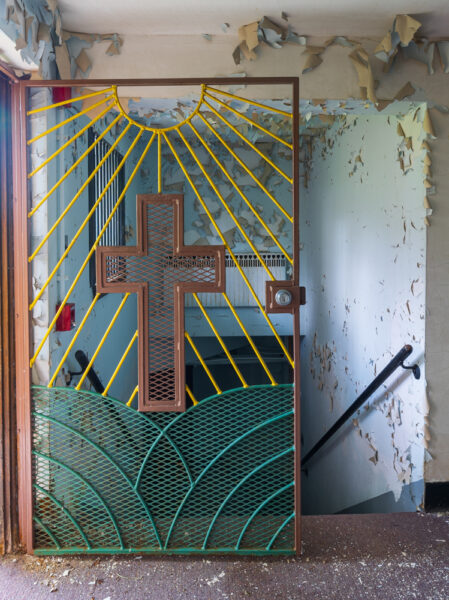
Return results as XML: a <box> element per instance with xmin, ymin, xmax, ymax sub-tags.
<box><xmin>108</xmin><ymin>150</ymin><xmax>112</xmax><ymax>246</ymax></box>
<box><xmin>104</xmin><ymin>141</ymin><xmax>107</xmax><ymax>244</ymax></box>
<box><xmin>116</xmin><ymin>151</ymin><xmax>120</xmax><ymax>245</ymax></box>
<box><xmin>0</xmin><ymin>73</ymin><xmax>18</xmax><ymax>553</ymax></box>
<box><xmin>291</xmin><ymin>77</ymin><xmax>301</xmax><ymax>555</ymax></box>
<box><xmin>98</xmin><ymin>141</ymin><xmax>101</xmax><ymax>242</ymax></box>
<box><xmin>157</xmin><ymin>132</ymin><xmax>161</xmax><ymax>193</ymax></box>
<box><xmin>114</xmin><ymin>148</ymin><xmax>118</xmax><ymax>244</ymax></box>
<box><xmin>0</xmin><ymin>75</ymin><xmax>7</xmax><ymax>552</ymax></box>
<box><xmin>95</xmin><ymin>141</ymin><xmax>100</xmax><ymax>242</ymax></box>
<box><xmin>114</xmin><ymin>152</ymin><xmax>118</xmax><ymax>246</ymax></box>
<box><xmin>106</xmin><ymin>145</ymin><xmax>110</xmax><ymax>246</ymax></box>
<box><xmin>118</xmin><ymin>151</ymin><xmax>121</xmax><ymax>245</ymax></box>
<box><xmin>100</xmin><ymin>140</ymin><xmax>104</xmax><ymax>243</ymax></box>
<box><xmin>12</xmin><ymin>80</ymin><xmax>33</xmax><ymax>553</ymax></box>
<box><xmin>112</xmin><ymin>152</ymin><xmax>117</xmax><ymax>245</ymax></box>
<box><xmin>110</xmin><ymin>153</ymin><xmax>113</xmax><ymax>246</ymax></box>
<box><xmin>109</xmin><ymin>156</ymin><xmax>113</xmax><ymax>246</ymax></box>
<box><xmin>104</xmin><ymin>142</ymin><xmax>108</xmax><ymax>245</ymax></box>
<box><xmin>116</xmin><ymin>152</ymin><xmax>120</xmax><ymax>246</ymax></box>
<box><xmin>109</xmin><ymin>148</ymin><xmax>113</xmax><ymax>245</ymax></box>
<box><xmin>100</xmin><ymin>143</ymin><xmax>105</xmax><ymax>244</ymax></box>
<box><xmin>98</xmin><ymin>141</ymin><xmax>108</xmax><ymax>245</ymax></box>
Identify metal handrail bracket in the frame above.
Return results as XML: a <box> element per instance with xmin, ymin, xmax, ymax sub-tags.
<box><xmin>301</xmin><ymin>344</ymin><xmax>420</xmax><ymax>469</ymax></box>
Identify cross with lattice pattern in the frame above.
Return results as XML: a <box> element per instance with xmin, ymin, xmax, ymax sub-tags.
<box><xmin>96</xmin><ymin>194</ymin><xmax>226</xmax><ymax>412</ymax></box>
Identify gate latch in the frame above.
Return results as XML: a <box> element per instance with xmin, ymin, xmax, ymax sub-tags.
<box><xmin>265</xmin><ymin>281</ymin><xmax>306</xmax><ymax>314</ymax></box>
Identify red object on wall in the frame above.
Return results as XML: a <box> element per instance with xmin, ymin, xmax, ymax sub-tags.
<box><xmin>55</xmin><ymin>303</ymin><xmax>75</xmax><ymax>331</ymax></box>
<box><xmin>52</xmin><ymin>86</ymin><xmax>72</xmax><ymax>108</ymax></box>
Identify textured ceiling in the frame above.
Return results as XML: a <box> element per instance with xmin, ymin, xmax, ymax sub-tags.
<box><xmin>58</xmin><ymin>0</ymin><xmax>449</xmax><ymax>38</ymax></box>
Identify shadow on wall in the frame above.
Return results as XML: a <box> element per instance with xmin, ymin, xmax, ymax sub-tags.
<box><xmin>299</xmin><ymin>105</ymin><xmax>427</xmax><ymax>517</ymax></box>
<box><xmin>337</xmin><ymin>479</ymin><xmax>424</xmax><ymax>514</ymax></box>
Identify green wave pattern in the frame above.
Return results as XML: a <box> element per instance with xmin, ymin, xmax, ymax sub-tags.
<box><xmin>31</xmin><ymin>384</ymin><xmax>295</xmax><ymax>554</ymax></box>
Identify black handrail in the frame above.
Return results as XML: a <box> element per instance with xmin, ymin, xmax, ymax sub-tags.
<box><xmin>301</xmin><ymin>344</ymin><xmax>420</xmax><ymax>469</ymax></box>
<box><xmin>70</xmin><ymin>350</ymin><xmax>105</xmax><ymax>394</ymax></box>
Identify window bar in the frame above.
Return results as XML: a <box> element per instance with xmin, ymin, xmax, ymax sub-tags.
<box><xmin>163</xmin><ymin>132</ymin><xmax>294</xmax><ymax>368</ymax></box>
<box><xmin>28</xmin><ymin>118</ymin><xmax>129</xmax><ymax>263</ymax></box>
<box><xmin>30</xmin><ymin>132</ymin><xmax>155</xmax><ymax>367</ymax></box>
<box><xmin>27</xmin><ymin>96</ymin><xmax>113</xmax><ymax>145</ymax></box>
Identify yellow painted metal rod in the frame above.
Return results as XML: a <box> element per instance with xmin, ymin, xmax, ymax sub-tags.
<box><xmin>188</xmin><ymin>121</ymin><xmax>292</xmax><ymax>265</ymax></box>
<box><xmin>30</xmin><ymin>133</ymin><xmax>155</xmax><ymax>366</ymax></box>
<box><xmin>27</xmin><ymin>87</ymin><xmax>115</xmax><ymax>115</ymax></box>
<box><xmin>111</xmin><ymin>85</ymin><xmax>205</xmax><ymax>134</ymax></box>
<box><xmin>76</xmin><ymin>293</ymin><xmax>130</xmax><ymax>390</ymax></box>
<box><xmin>205</xmin><ymin>86</ymin><xmax>293</xmax><ymax>118</ymax></box>
<box><xmin>29</xmin><ymin>113</ymin><xmax>123</xmax><ymax>219</ymax></box>
<box><xmin>203</xmin><ymin>99</ymin><xmax>293</xmax><ymax>184</ymax></box>
<box><xmin>157</xmin><ymin>132</ymin><xmax>162</xmax><ymax>193</ymax></box>
<box><xmin>185</xmin><ymin>331</ymin><xmax>221</xmax><ymax>394</ymax></box>
<box><xmin>197</xmin><ymin>112</ymin><xmax>292</xmax><ymax>222</ymax></box>
<box><xmin>28</xmin><ymin>103</ymin><xmax>114</xmax><ymax>180</ymax></box>
<box><xmin>164</xmin><ymin>133</ymin><xmax>294</xmax><ymax>368</ymax></box>
<box><xmin>175</xmin><ymin>127</ymin><xmax>275</xmax><ymax>282</ymax></box>
<box><xmin>204</xmin><ymin>92</ymin><xmax>292</xmax><ymax>149</ymax></box>
<box><xmin>27</xmin><ymin>96</ymin><xmax>113</xmax><ymax>145</ymax></box>
<box><xmin>102</xmin><ymin>330</ymin><xmax>138</xmax><ymax>396</ymax></box>
<box><xmin>29</xmin><ymin>123</ymin><xmax>136</xmax><ymax>308</ymax></box>
<box><xmin>28</xmin><ymin>117</ymin><xmax>128</xmax><ymax>254</ymax></box>
<box><xmin>47</xmin><ymin>293</ymin><xmax>101</xmax><ymax>388</ymax></box>
<box><xmin>28</xmin><ymin>109</ymin><xmax>122</xmax><ymax>217</ymax></box>
<box><xmin>127</xmin><ymin>385</ymin><xmax>139</xmax><ymax>407</ymax></box>
<box><xmin>222</xmin><ymin>292</ymin><xmax>277</xmax><ymax>386</ymax></box>
<box><xmin>193</xmin><ymin>293</ymin><xmax>248</xmax><ymax>388</ymax></box>
<box><xmin>185</xmin><ymin>384</ymin><xmax>198</xmax><ymax>406</ymax></box>
<box><xmin>28</xmin><ymin>115</ymin><xmax>126</xmax><ymax>231</ymax></box>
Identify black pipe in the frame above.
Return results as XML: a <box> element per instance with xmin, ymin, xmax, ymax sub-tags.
<box><xmin>301</xmin><ymin>344</ymin><xmax>420</xmax><ymax>469</ymax></box>
<box><xmin>74</xmin><ymin>350</ymin><xmax>105</xmax><ymax>394</ymax></box>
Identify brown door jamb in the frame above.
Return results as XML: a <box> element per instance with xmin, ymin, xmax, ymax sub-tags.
<box><xmin>11</xmin><ymin>78</ymin><xmax>33</xmax><ymax>554</ymax></box>
<box><xmin>0</xmin><ymin>71</ymin><xmax>19</xmax><ymax>553</ymax></box>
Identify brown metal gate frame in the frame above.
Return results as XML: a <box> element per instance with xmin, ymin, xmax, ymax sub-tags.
<box><xmin>0</xmin><ymin>66</ymin><xmax>20</xmax><ymax>554</ymax></box>
<box><xmin>11</xmin><ymin>76</ymin><xmax>301</xmax><ymax>555</ymax></box>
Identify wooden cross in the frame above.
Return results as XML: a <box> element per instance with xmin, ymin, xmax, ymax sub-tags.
<box><xmin>96</xmin><ymin>194</ymin><xmax>226</xmax><ymax>412</ymax></box>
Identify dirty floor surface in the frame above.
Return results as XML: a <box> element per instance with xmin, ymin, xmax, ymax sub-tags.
<box><xmin>0</xmin><ymin>513</ymin><xmax>448</xmax><ymax>600</ymax></box>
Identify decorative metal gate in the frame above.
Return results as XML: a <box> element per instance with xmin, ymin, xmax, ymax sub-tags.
<box><xmin>13</xmin><ymin>77</ymin><xmax>301</xmax><ymax>555</ymax></box>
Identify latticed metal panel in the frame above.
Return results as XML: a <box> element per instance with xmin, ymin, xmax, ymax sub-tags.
<box><xmin>32</xmin><ymin>384</ymin><xmax>295</xmax><ymax>554</ymax></box>
<box><xmin>19</xmin><ymin>78</ymin><xmax>300</xmax><ymax>555</ymax></box>
<box><xmin>96</xmin><ymin>195</ymin><xmax>226</xmax><ymax>412</ymax></box>
<box><xmin>103</xmin><ymin>201</ymin><xmax>220</xmax><ymax>408</ymax></box>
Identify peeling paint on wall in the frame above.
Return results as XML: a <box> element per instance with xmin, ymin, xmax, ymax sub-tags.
<box><xmin>0</xmin><ymin>0</ymin><xmax>123</xmax><ymax>79</ymax></box>
<box><xmin>300</xmin><ymin>108</ymin><xmax>427</xmax><ymax>514</ymax></box>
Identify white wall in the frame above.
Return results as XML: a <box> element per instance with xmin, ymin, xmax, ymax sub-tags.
<box><xmin>81</xmin><ymin>33</ymin><xmax>449</xmax><ymax>484</ymax></box>
<box><xmin>300</xmin><ymin>109</ymin><xmax>427</xmax><ymax>513</ymax></box>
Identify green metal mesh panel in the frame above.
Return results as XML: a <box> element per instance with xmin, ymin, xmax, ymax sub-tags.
<box><xmin>32</xmin><ymin>384</ymin><xmax>295</xmax><ymax>554</ymax></box>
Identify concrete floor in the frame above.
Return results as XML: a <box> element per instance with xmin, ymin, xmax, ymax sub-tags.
<box><xmin>0</xmin><ymin>513</ymin><xmax>448</xmax><ymax>600</ymax></box>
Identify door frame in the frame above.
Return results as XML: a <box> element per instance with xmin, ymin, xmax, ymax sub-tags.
<box><xmin>0</xmin><ymin>66</ymin><xmax>20</xmax><ymax>554</ymax></box>
<box><xmin>12</xmin><ymin>76</ymin><xmax>301</xmax><ymax>554</ymax></box>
